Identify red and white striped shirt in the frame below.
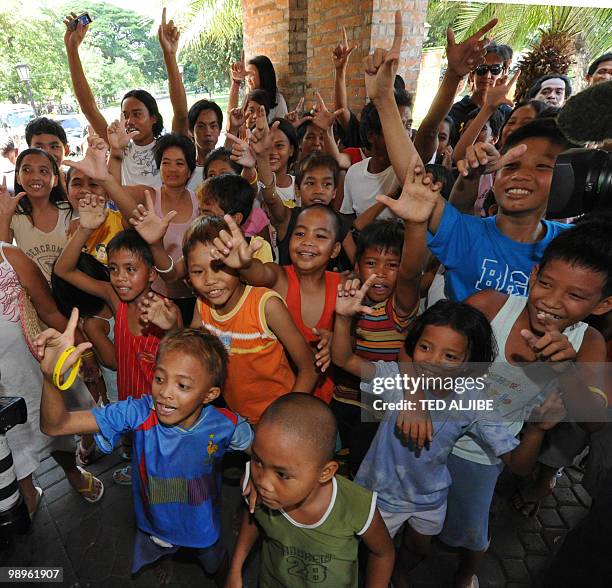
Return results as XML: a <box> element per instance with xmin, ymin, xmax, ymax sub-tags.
<box><xmin>114</xmin><ymin>301</ymin><xmax>164</xmax><ymax>401</ymax></box>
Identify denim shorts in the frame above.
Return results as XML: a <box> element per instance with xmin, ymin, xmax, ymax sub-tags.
<box><xmin>438</xmin><ymin>453</ymin><xmax>504</xmax><ymax>551</ymax></box>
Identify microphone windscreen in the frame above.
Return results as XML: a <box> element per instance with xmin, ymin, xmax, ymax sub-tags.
<box><xmin>557</xmin><ymin>81</ymin><xmax>612</xmax><ymax>144</ymax></box>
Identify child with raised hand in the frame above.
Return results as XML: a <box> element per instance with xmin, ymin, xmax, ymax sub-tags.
<box><xmin>333</xmin><ymin>282</ymin><xmax>565</xmax><ymax>586</ymax></box>
<box><xmin>208</xmin><ymin>206</ymin><xmax>340</xmax><ymax>402</ymax></box>
<box><xmin>54</xmin><ymin>195</ymin><xmax>181</xmax><ymax>483</ymax></box>
<box><xmin>228</xmin><ymin>393</ymin><xmax>395</xmax><ymax>588</ymax></box>
<box><xmin>36</xmin><ymin>311</ymin><xmax>252</xmax><ymax>585</ymax></box>
<box><xmin>182</xmin><ymin>215</ymin><xmax>317</xmax><ymax>424</ymax></box>
<box><xmin>437</xmin><ymin>220</ymin><xmax>611</xmax><ymax>587</ymax></box>
<box><xmin>364</xmin><ymin>12</ymin><xmax>575</xmax><ymax>302</ymax></box>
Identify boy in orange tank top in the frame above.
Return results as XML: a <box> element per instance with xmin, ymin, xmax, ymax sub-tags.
<box><xmin>209</xmin><ymin>206</ymin><xmax>343</xmax><ymax>403</ymax></box>
<box><xmin>183</xmin><ymin>215</ymin><xmax>318</xmax><ymax>424</ymax></box>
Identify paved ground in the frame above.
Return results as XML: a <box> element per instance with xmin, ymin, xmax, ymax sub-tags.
<box><xmin>0</xmin><ymin>449</ymin><xmax>590</xmax><ymax>587</ymax></box>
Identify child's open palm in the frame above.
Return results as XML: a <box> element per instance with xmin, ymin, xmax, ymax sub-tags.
<box><xmin>139</xmin><ymin>293</ymin><xmax>180</xmax><ymax>330</ymax></box>
<box><xmin>485</xmin><ymin>71</ymin><xmax>520</xmax><ymax>109</ymax></box>
<box><xmin>0</xmin><ymin>176</ymin><xmax>25</xmax><ymax>216</ymax></box>
<box><xmin>78</xmin><ymin>194</ymin><xmax>108</xmax><ymax>230</ymax></box>
<box><xmin>376</xmin><ymin>154</ymin><xmax>441</xmax><ymax>223</ymax></box>
<box><xmin>34</xmin><ymin>308</ymin><xmax>92</xmax><ymax>380</ymax></box>
<box><xmin>209</xmin><ymin>214</ymin><xmax>261</xmax><ymax>269</ymax></box>
<box><xmin>335</xmin><ymin>276</ymin><xmax>377</xmax><ymax>317</ymax></box>
<box><xmin>129</xmin><ymin>190</ymin><xmax>177</xmax><ymax>245</ymax></box>
<box><xmin>64</xmin><ymin>128</ymin><xmax>111</xmax><ymax>181</ymax></box>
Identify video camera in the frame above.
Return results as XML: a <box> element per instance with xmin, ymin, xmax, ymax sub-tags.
<box><xmin>548</xmin><ymin>148</ymin><xmax>612</xmax><ymax>219</ymax></box>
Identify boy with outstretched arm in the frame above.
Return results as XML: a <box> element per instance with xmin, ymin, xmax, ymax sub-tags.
<box><xmin>37</xmin><ymin>311</ymin><xmax>253</xmax><ymax>585</ymax></box>
<box><xmin>227</xmin><ymin>393</ymin><xmax>395</xmax><ymax>588</ymax></box>
<box><xmin>366</xmin><ymin>12</ymin><xmax>576</xmax><ymax>302</ymax></box>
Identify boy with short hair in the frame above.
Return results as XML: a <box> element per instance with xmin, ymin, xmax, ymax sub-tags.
<box><xmin>37</xmin><ymin>315</ymin><xmax>252</xmax><ymax>585</ymax></box>
<box><xmin>187</xmin><ymin>100</ymin><xmax>224</xmax><ymax>191</ymax></box>
<box><xmin>25</xmin><ymin>117</ymin><xmax>70</xmax><ymax>166</ymax></box>
<box><xmin>227</xmin><ymin>393</ymin><xmax>395</xmax><ymax>587</ymax></box>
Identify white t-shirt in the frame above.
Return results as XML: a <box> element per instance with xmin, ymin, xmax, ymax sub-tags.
<box><xmin>187</xmin><ymin>165</ymin><xmax>205</xmax><ymax>193</ymax></box>
<box><xmin>340</xmin><ymin>158</ymin><xmax>399</xmax><ymax>219</ymax></box>
<box><xmin>121</xmin><ymin>140</ymin><xmax>162</xmax><ymax>188</ymax></box>
<box><xmin>268</xmin><ymin>93</ymin><xmax>288</xmax><ymax>122</ymax></box>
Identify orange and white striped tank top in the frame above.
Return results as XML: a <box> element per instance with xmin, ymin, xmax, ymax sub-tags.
<box><xmin>197</xmin><ymin>286</ymin><xmax>295</xmax><ymax>424</ymax></box>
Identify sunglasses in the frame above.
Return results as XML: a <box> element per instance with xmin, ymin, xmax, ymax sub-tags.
<box><xmin>474</xmin><ymin>64</ymin><xmax>503</xmax><ymax>76</ymax></box>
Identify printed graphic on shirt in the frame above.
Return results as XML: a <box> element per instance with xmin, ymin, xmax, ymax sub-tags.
<box><xmin>474</xmin><ymin>258</ymin><xmax>529</xmax><ymax>297</ymax></box>
<box><xmin>147</xmin><ymin>471</ymin><xmax>218</xmax><ymax>506</ymax></box>
<box><xmin>130</xmin><ymin>145</ymin><xmax>159</xmax><ymax>178</ymax></box>
<box><xmin>281</xmin><ymin>546</ymin><xmax>331</xmax><ymax>583</ymax></box>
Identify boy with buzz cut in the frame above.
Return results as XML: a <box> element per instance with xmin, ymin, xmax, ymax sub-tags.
<box><xmin>25</xmin><ymin>117</ymin><xmax>71</xmax><ymax>167</ymax></box>
<box><xmin>37</xmin><ymin>315</ymin><xmax>253</xmax><ymax>586</ymax></box>
<box><xmin>229</xmin><ymin>393</ymin><xmax>395</xmax><ymax>588</ymax></box>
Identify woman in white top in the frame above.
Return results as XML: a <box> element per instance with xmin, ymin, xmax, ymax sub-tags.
<box><xmin>246</xmin><ymin>55</ymin><xmax>288</xmax><ymax>121</ymax></box>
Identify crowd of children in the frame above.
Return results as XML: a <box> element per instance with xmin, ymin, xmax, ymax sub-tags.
<box><xmin>2</xmin><ymin>7</ymin><xmax>611</xmax><ymax>588</ymax></box>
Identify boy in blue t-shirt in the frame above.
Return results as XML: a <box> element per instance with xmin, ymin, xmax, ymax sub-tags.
<box><xmin>38</xmin><ymin>312</ymin><xmax>253</xmax><ymax>585</ymax></box>
<box><xmin>364</xmin><ymin>16</ymin><xmax>578</xmax><ymax>302</ymax></box>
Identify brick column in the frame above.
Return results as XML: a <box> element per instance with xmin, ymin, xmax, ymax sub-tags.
<box><xmin>242</xmin><ymin>0</ymin><xmax>427</xmax><ymax>115</ymax></box>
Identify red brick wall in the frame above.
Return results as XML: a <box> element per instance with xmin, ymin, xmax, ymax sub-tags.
<box><xmin>242</xmin><ymin>0</ymin><xmax>427</xmax><ymax>115</ymax></box>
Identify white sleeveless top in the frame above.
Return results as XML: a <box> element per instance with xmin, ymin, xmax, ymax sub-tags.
<box><xmin>451</xmin><ymin>295</ymin><xmax>588</xmax><ymax>465</ymax></box>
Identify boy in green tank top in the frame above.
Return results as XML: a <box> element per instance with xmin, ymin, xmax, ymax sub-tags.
<box><xmin>227</xmin><ymin>393</ymin><xmax>394</xmax><ymax>587</ymax></box>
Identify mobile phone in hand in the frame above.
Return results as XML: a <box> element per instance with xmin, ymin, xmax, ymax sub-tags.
<box><xmin>69</xmin><ymin>13</ymin><xmax>92</xmax><ymax>31</ymax></box>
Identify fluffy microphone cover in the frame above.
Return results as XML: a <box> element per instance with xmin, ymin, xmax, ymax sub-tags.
<box><xmin>558</xmin><ymin>81</ymin><xmax>612</xmax><ymax>144</ymax></box>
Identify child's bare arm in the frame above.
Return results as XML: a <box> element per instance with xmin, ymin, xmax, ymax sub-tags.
<box><xmin>265</xmin><ymin>297</ymin><xmax>318</xmax><ymax>394</ymax></box>
<box><xmin>158</xmin><ymin>8</ymin><xmax>189</xmax><ymax>136</ymax></box>
<box><xmin>210</xmin><ymin>214</ymin><xmax>286</xmax><ymax>291</ymax></box>
<box><xmin>129</xmin><ymin>193</ymin><xmax>184</xmax><ymax>282</ymax></box>
<box><xmin>83</xmin><ymin>317</ymin><xmax>117</xmax><ymax>370</ymax></box>
<box><xmin>227</xmin><ymin>508</ymin><xmax>260</xmax><ymax>587</ymax></box>
<box><xmin>332</xmin><ymin>277</ymin><xmax>376</xmax><ymax>380</ymax></box>
<box><xmin>63</xmin><ymin>15</ymin><xmax>109</xmax><ymax>141</ymax></box>
<box><xmin>501</xmin><ymin>391</ymin><xmax>566</xmax><ymax>476</ymax></box>
<box><xmin>37</xmin><ymin>309</ymin><xmax>100</xmax><ymax>436</ymax></box>
<box><xmin>227</xmin><ymin>51</ymin><xmax>247</xmax><ymax>131</ymax></box>
<box><xmin>377</xmin><ymin>155</ymin><xmax>441</xmax><ymax>316</ymax></box>
<box><xmin>360</xmin><ymin>509</ymin><xmax>395</xmax><ymax>588</ymax></box>
<box><xmin>54</xmin><ymin>197</ymin><xmax>116</xmax><ymax>308</ymax></box>
<box><xmin>332</xmin><ymin>27</ymin><xmax>355</xmax><ymax>131</ymax></box>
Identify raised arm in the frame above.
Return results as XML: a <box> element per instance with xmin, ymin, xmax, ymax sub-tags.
<box><xmin>158</xmin><ymin>8</ymin><xmax>189</xmax><ymax>136</ymax></box>
<box><xmin>332</xmin><ymin>27</ymin><xmax>355</xmax><ymax>132</ymax></box>
<box><xmin>453</xmin><ymin>71</ymin><xmax>517</xmax><ymax>162</ymax></box>
<box><xmin>376</xmin><ymin>155</ymin><xmax>441</xmax><ymax>315</ymax></box>
<box><xmin>0</xmin><ymin>177</ymin><xmax>24</xmax><ymax>242</ymax></box>
<box><xmin>331</xmin><ymin>276</ymin><xmax>377</xmax><ymax>380</ymax></box>
<box><xmin>227</xmin><ymin>51</ymin><xmax>247</xmax><ymax>131</ymax></box>
<box><xmin>209</xmin><ymin>214</ymin><xmax>286</xmax><ymax>292</ymax></box>
<box><xmin>54</xmin><ymin>195</ymin><xmax>116</xmax><ymax>308</ymax></box>
<box><xmin>63</xmin><ymin>14</ymin><xmax>109</xmax><ymax>140</ymax></box>
<box><xmin>249</xmin><ymin>107</ymin><xmax>291</xmax><ymax>234</ymax></box>
<box><xmin>414</xmin><ymin>19</ymin><xmax>498</xmax><ymax>163</ymax></box>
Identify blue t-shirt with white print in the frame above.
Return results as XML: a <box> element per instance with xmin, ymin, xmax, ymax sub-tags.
<box><xmin>354</xmin><ymin>361</ymin><xmax>519</xmax><ymax>513</ymax></box>
<box><xmin>427</xmin><ymin>203</ymin><xmax>569</xmax><ymax>301</ymax></box>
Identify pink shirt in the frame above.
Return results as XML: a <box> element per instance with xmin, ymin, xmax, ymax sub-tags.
<box><xmin>242</xmin><ymin>207</ymin><xmax>269</xmax><ymax>237</ymax></box>
<box><xmin>151</xmin><ymin>187</ymin><xmax>199</xmax><ymax>299</ymax></box>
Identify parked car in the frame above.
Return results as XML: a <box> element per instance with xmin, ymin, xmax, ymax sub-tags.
<box><xmin>52</xmin><ymin>114</ymin><xmax>88</xmax><ymax>156</ymax></box>
<box><xmin>0</xmin><ymin>103</ymin><xmax>36</xmax><ymax>146</ymax></box>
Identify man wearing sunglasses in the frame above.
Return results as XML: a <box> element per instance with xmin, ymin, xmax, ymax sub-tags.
<box><xmin>449</xmin><ymin>43</ymin><xmax>512</xmax><ymax>133</ymax></box>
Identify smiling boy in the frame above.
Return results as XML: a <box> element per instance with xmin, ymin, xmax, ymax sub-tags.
<box><xmin>38</xmin><ymin>316</ymin><xmax>252</xmax><ymax>585</ymax></box>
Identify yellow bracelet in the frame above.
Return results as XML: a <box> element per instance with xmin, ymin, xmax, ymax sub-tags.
<box><xmin>588</xmin><ymin>386</ymin><xmax>609</xmax><ymax>408</ymax></box>
<box><xmin>249</xmin><ymin>170</ymin><xmax>259</xmax><ymax>185</ymax></box>
<box><xmin>52</xmin><ymin>346</ymin><xmax>82</xmax><ymax>391</ymax></box>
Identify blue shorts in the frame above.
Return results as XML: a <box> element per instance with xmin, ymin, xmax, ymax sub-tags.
<box><xmin>438</xmin><ymin>453</ymin><xmax>503</xmax><ymax>551</ymax></box>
